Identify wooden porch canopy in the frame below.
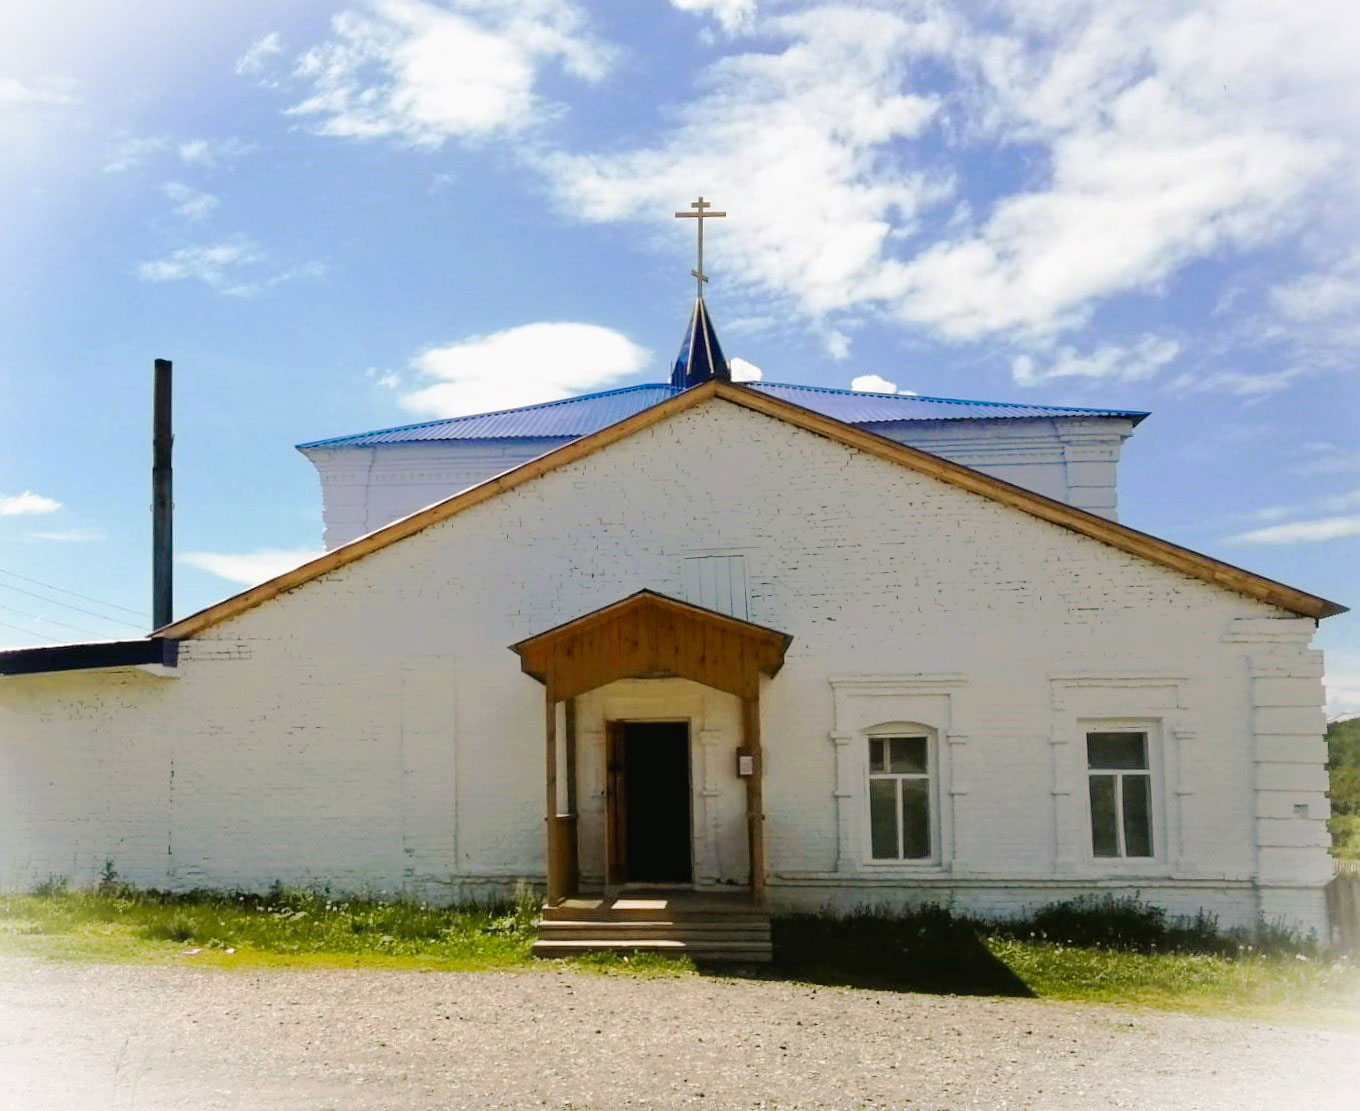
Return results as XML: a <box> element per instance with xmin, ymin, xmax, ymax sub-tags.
<box><xmin>511</xmin><ymin>590</ymin><xmax>792</xmax><ymax>904</ymax></box>
<box><xmin>511</xmin><ymin>589</ymin><xmax>791</xmax><ymax>700</ymax></box>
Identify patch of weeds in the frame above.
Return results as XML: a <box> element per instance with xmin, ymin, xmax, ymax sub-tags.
<box><xmin>766</xmin><ymin>897</ymin><xmax>1359</xmax><ymax>1021</ymax></box>
<box><xmin>570</xmin><ymin>949</ymin><xmax>695</xmax><ymax>976</ymax></box>
<box><xmin>141</xmin><ymin>916</ymin><xmax>197</xmax><ymax>944</ymax></box>
<box><xmin>773</xmin><ymin>904</ymin><xmax>1034</xmax><ymax>996</ymax></box>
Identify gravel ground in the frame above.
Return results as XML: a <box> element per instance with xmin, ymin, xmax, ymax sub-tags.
<box><xmin>1</xmin><ymin>956</ymin><xmax>1357</xmax><ymax>1110</ymax></box>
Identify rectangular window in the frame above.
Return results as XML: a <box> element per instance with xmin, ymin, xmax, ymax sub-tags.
<box><xmin>868</xmin><ymin>735</ymin><xmax>931</xmax><ymax>860</ymax></box>
<box><xmin>1086</xmin><ymin>731</ymin><xmax>1153</xmax><ymax>859</ymax></box>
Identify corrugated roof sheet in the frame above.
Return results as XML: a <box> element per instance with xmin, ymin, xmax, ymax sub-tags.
<box><xmin>752</xmin><ymin>382</ymin><xmax>1149</xmax><ymax>425</ymax></box>
<box><xmin>297</xmin><ymin>381</ymin><xmax>1148</xmax><ymax>449</ymax></box>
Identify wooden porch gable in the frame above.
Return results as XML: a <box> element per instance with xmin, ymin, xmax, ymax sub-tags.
<box><xmin>510</xmin><ymin>589</ymin><xmax>791</xmax><ymax>701</ymax></box>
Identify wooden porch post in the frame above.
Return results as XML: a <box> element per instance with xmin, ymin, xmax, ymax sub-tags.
<box><xmin>544</xmin><ymin>684</ymin><xmax>562</xmax><ymax>905</ymax></box>
<box><xmin>562</xmin><ymin>696</ymin><xmax>579</xmax><ymax>897</ymax></box>
<box><xmin>742</xmin><ymin>690</ymin><xmax>766</xmax><ymax>900</ymax></box>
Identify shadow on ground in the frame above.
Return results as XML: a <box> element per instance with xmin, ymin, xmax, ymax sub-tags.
<box><xmin>703</xmin><ymin>910</ymin><xmax>1035</xmax><ymax>997</ymax></box>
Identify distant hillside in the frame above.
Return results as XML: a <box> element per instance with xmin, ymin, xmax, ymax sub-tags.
<box><xmin>1329</xmin><ymin>717</ymin><xmax>1360</xmax><ymax>859</ymax></box>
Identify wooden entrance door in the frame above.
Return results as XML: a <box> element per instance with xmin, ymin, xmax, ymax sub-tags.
<box><xmin>606</xmin><ymin>721</ymin><xmax>692</xmax><ymax>885</ymax></box>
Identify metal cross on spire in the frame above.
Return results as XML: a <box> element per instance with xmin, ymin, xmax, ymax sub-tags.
<box><xmin>675</xmin><ymin>195</ymin><xmax>726</xmax><ymax>298</ymax></box>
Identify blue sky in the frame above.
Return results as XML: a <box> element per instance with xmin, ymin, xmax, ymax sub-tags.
<box><xmin>2</xmin><ymin>0</ymin><xmax>1358</xmax><ymax>712</ymax></box>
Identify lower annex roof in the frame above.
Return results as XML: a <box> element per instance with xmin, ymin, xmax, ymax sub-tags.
<box><xmin>296</xmin><ymin>381</ymin><xmax>1150</xmax><ymax>449</ymax></box>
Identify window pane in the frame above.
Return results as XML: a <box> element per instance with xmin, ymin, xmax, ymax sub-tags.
<box><xmin>869</xmin><ymin>738</ymin><xmax>885</xmax><ymax>773</ymax></box>
<box><xmin>1087</xmin><ymin>732</ymin><xmax>1148</xmax><ymax>770</ymax></box>
<box><xmin>1089</xmin><ymin>775</ymin><xmax>1119</xmax><ymax>856</ymax></box>
<box><xmin>900</xmin><ymin>778</ymin><xmax>931</xmax><ymax>858</ymax></box>
<box><xmin>888</xmin><ymin>736</ymin><xmax>928</xmax><ymax>774</ymax></box>
<box><xmin>869</xmin><ymin>779</ymin><xmax>898</xmax><ymax>858</ymax></box>
<box><xmin>1122</xmin><ymin>774</ymin><xmax>1153</xmax><ymax>857</ymax></box>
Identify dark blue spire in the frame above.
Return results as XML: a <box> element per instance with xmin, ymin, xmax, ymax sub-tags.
<box><xmin>671</xmin><ymin>296</ymin><xmax>730</xmax><ymax>389</ymax></box>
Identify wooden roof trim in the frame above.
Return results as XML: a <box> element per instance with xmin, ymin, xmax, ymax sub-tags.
<box><xmin>158</xmin><ymin>378</ymin><xmax>1344</xmax><ymax>639</ymax></box>
<box><xmin>510</xmin><ymin>589</ymin><xmax>794</xmax><ymax>659</ymax></box>
<box><xmin>157</xmin><ymin>384</ymin><xmax>727</xmax><ymax>638</ymax></box>
<box><xmin>711</xmin><ymin>382</ymin><xmax>1345</xmax><ymax>620</ymax></box>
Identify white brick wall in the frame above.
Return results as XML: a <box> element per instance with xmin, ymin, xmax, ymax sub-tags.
<box><xmin>303</xmin><ymin>416</ymin><xmax>1136</xmax><ymax>549</ymax></box>
<box><xmin>0</xmin><ymin>398</ymin><xmax>1330</xmax><ymax>934</ymax></box>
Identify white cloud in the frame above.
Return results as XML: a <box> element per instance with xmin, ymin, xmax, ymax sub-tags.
<box><xmin>1226</xmin><ymin>514</ymin><xmax>1360</xmax><ymax>545</ymax></box>
<box><xmin>236</xmin><ymin>32</ymin><xmax>285</xmax><ymax>80</ymax></box>
<box><xmin>365</xmin><ymin>366</ymin><xmax>401</xmax><ymax>390</ymax></box>
<box><xmin>103</xmin><ymin>134</ymin><xmax>170</xmax><ymax>174</ymax></box>
<box><xmin>728</xmin><ymin>356</ymin><xmax>761</xmax><ymax>382</ymax></box>
<box><xmin>218</xmin><ymin>262</ymin><xmax>327</xmax><ymax>299</ymax></box>
<box><xmin>137</xmin><ymin>240</ymin><xmax>323</xmax><ymax>297</ymax></box>
<box><xmin>540</xmin><ymin>7</ymin><xmax>944</xmax><ymax>320</ymax></box>
<box><xmin>26</xmin><ymin>528</ymin><xmax>103</xmax><ymax>543</ymax></box>
<box><xmin>886</xmin><ymin>0</ymin><xmax>1353</xmax><ymax>340</ymax></box>
<box><xmin>1164</xmin><ymin>366</ymin><xmax>1301</xmax><ymax>399</ymax></box>
<box><xmin>533</xmin><ymin>1</ymin><xmax>1359</xmax><ymax>353</ymax></box>
<box><xmin>824</xmin><ymin>329</ymin><xmax>851</xmax><ymax>360</ymax></box>
<box><xmin>177</xmin><ymin>137</ymin><xmax>257</xmax><ymax>168</ymax></box>
<box><xmin>138</xmin><ymin>240</ymin><xmax>262</xmax><ymax>284</ymax></box>
<box><xmin>161</xmin><ymin>181</ymin><xmax>219</xmax><ymax>221</ymax></box>
<box><xmin>850</xmin><ymin>374</ymin><xmax>916</xmax><ymax>396</ymax></box>
<box><xmin>1228</xmin><ymin>488</ymin><xmax>1360</xmax><ymax>528</ymax></box>
<box><xmin>1011</xmin><ymin>335</ymin><xmax>1179</xmax><ymax>387</ymax></box>
<box><xmin>400</xmin><ymin>322</ymin><xmax>650</xmax><ymax>417</ymax></box>
<box><xmin>671</xmin><ymin>0</ymin><xmax>756</xmax><ymax>34</ymax></box>
<box><xmin>288</xmin><ymin>0</ymin><xmax>614</xmax><ymax>147</ymax></box>
<box><xmin>181</xmin><ymin>548</ymin><xmax>322</xmax><ymax>587</ymax></box>
<box><xmin>0</xmin><ymin>491</ymin><xmax>61</xmax><ymax>516</ymax></box>
<box><xmin>104</xmin><ymin>134</ymin><xmax>255</xmax><ymax>174</ymax></box>
<box><xmin>1270</xmin><ymin>248</ymin><xmax>1360</xmax><ymax>367</ymax></box>
<box><xmin>0</xmin><ymin>76</ymin><xmax>77</xmax><ymax>107</ymax></box>
<box><xmin>1325</xmin><ymin>650</ymin><xmax>1360</xmax><ymax>716</ymax></box>
<box><xmin>1274</xmin><ymin>267</ymin><xmax>1360</xmax><ymax>323</ymax></box>
<box><xmin>1289</xmin><ymin>443</ymin><xmax>1360</xmax><ymax>477</ymax></box>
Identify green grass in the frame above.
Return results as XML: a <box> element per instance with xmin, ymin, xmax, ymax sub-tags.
<box><xmin>984</xmin><ymin>938</ymin><xmax>1359</xmax><ymax>1021</ymax></box>
<box><xmin>0</xmin><ymin>884</ymin><xmax>541</xmax><ymax>971</ymax></box>
<box><xmin>767</xmin><ymin>900</ymin><xmax>1360</xmax><ymax>1026</ymax></box>
<box><xmin>2</xmin><ymin>889</ymin><xmax>1356</xmax><ymax>1024</ymax></box>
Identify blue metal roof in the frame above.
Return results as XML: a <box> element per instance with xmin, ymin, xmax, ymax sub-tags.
<box><xmin>297</xmin><ymin>382</ymin><xmax>1148</xmax><ymax>449</ymax></box>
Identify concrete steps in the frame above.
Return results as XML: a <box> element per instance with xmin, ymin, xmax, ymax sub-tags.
<box><xmin>533</xmin><ymin>891</ymin><xmax>772</xmax><ymax>963</ymax></box>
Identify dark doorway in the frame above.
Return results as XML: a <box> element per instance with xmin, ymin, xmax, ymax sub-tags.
<box><xmin>612</xmin><ymin>721</ymin><xmax>692</xmax><ymax>884</ymax></box>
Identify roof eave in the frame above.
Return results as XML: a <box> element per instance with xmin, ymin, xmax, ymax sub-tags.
<box><xmin>0</xmin><ymin>637</ymin><xmax>178</xmax><ymax>677</ymax></box>
<box><xmin>160</xmin><ymin>379</ymin><xmax>1344</xmax><ymax>639</ymax></box>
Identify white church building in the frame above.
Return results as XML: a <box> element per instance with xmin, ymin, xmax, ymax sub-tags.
<box><xmin>0</xmin><ymin>278</ymin><xmax>1345</xmax><ymax>950</ymax></box>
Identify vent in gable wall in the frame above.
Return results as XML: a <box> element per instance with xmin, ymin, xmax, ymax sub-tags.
<box><xmin>683</xmin><ymin>554</ymin><xmax>749</xmax><ymax>620</ymax></box>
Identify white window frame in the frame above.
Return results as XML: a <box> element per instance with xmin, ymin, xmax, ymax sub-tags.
<box><xmin>827</xmin><ymin>677</ymin><xmax>964</xmax><ymax>878</ymax></box>
<box><xmin>862</xmin><ymin>724</ymin><xmax>940</xmax><ymax>866</ymax></box>
<box><xmin>1079</xmin><ymin>718</ymin><xmax>1165</xmax><ymax>869</ymax></box>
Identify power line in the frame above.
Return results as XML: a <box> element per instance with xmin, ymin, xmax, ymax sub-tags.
<box><xmin>0</xmin><ymin>565</ymin><xmax>149</xmax><ymax>620</ymax></box>
<box><xmin>0</xmin><ymin>600</ymin><xmax>114</xmax><ymax>640</ymax></box>
<box><xmin>0</xmin><ymin>580</ymin><xmax>146</xmax><ymax>631</ymax></box>
<box><xmin>0</xmin><ymin>618</ymin><xmax>59</xmax><ymax>644</ymax></box>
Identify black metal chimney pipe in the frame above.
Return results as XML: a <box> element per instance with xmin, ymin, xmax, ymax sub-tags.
<box><xmin>152</xmin><ymin>358</ymin><xmax>173</xmax><ymax>629</ymax></box>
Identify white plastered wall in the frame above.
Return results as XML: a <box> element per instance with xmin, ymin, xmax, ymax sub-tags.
<box><xmin>572</xmin><ymin>678</ymin><xmax>748</xmax><ymax>890</ymax></box>
<box><xmin>0</xmin><ymin>398</ymin><xmax>1330</xmax><ymax>933</ymax></box>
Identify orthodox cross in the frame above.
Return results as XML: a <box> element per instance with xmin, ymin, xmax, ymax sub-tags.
<box><xmin>675</xmin><ymin>195</ymin><xmax>726</xmax><ymax>298</ymax></box>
